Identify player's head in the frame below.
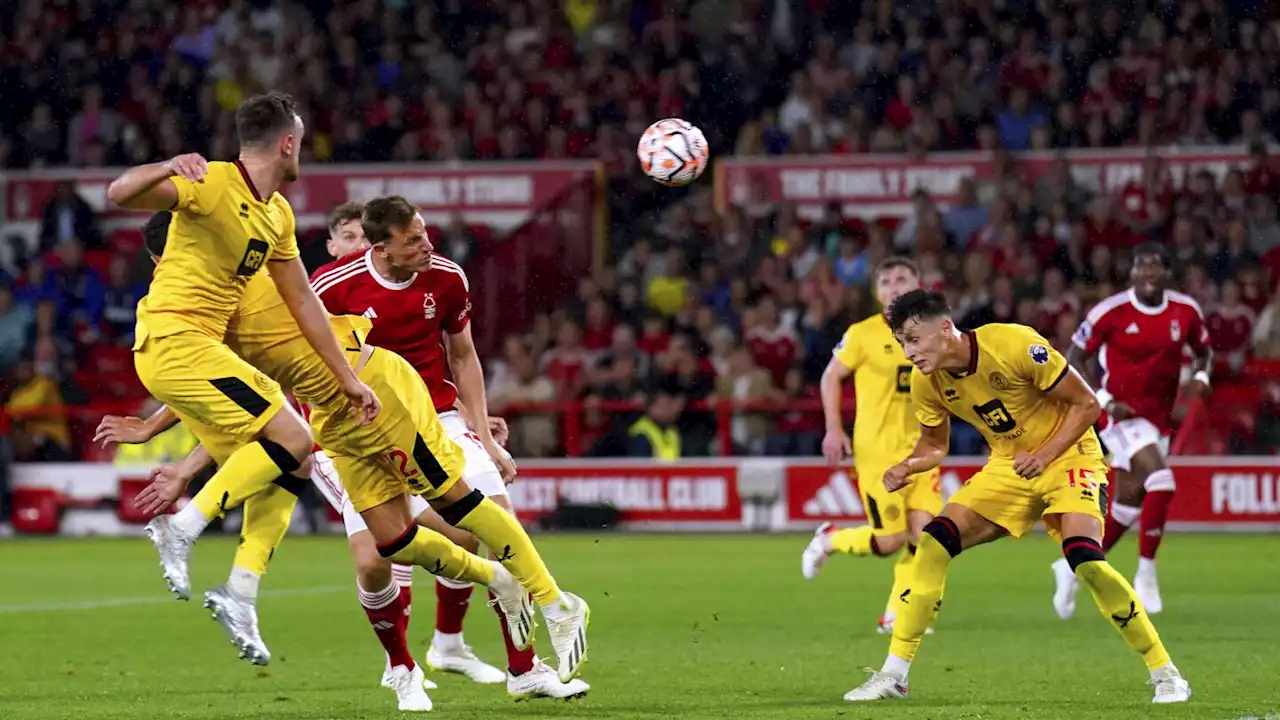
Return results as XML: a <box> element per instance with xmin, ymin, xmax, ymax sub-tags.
<box><xmin>874</xmin><ymin>256</ymin><xmax>921</xmax><ymax>311</ymax></box>
<box><xmin>363</xmin><ymin>195</ymin><xmax>433</xmax><ymax>274</ymax></box>
<box><xmin>142</xmin><ymin>211</ymin><xmax>172</xmax><ymax>264</ymax></box>
<box><xmin>887</xmin><ymin>288</ymin><xmax>959</xmax><ymax>374</ymax></box>
<box><xmin>1130</xmin><ymin>241</ymin><xmax>1171</xmax><ymax>304</ymax></box>
<box><xmin>236</xmin><ymin>92</ymin><xmax>304</xmax><ymax>182</ymax></box>
<box><xmin>326</xmin><ymin>201</ymin><xmax>368</xmax><ymax>259</ymax></box>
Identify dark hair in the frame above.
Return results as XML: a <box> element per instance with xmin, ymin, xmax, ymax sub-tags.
<box><xmin>1133</xmin><ymin>241</ymin><xmax>1171</xmax><ymax>268</ymax></box>
<box><xmin>235</xmin><ymin>92</ymin><xmax>298</xmax><ymax>148</ymax></box>
<box><xmin>142</xmin><ymin>211</ymin><xmax>172</xmax><ymax>258</ymax></box>
<box><xmin>886</xmin><ymin>289</ymin><xmax>951</xmax><ymax>333</ymax></box>
<box><xmin>875</xmin><ymin>255</ymin><xmax>920</xmax><ymax>281</ymax></box>
<box><xmin>361</xmin><ymin>196</ymin><xmax>418</xmax><ymax>245</ymax></box>
<box><xmin>327</xmin><ymin>201</ymin><xmax>365</xmax><ymax>234</ymax></box>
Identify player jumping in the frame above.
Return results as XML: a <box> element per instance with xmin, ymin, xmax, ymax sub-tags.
<box><xmin>804</xmin><ymin>257</ymin><xmax>942</xmax><ymax>635</ymax></box>
<box><xmin>311</xmin><ymin>198</ymin><xmax>590</xmax><ymax>700</ymax></box>
<box><xmin>1051</xmin><ymin>243</ymin><xmax>1212</xmax><ymax>618</ymax></box>
<box><xmin>842</xmin><ymin>289</ymin><xmax>1190</xmax><ymax>704</ymax></box>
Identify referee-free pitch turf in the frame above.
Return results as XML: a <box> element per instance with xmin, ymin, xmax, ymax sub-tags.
<box><xmin>1</xmin><ymin>533</ymin><xmax>1277</xmax><ymax>720</ymax></box>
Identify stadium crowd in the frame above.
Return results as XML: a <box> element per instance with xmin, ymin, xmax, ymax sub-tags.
<box><xmin>4</xmin><ymin>0</ymin><xmax>1280</xmax><ymax>467</ymax></box>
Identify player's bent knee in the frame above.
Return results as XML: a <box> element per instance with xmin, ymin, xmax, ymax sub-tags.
<box><xmin>1144</xmin><ymin>468</ymin><xmax>1175</xmax><ymax>493</ymax></box>
<box><xmin>1062</xmin><ymin>536</ymin><xmax>1106</xmax><ymax>572</ymax></box>
<box><xmin>375</xmin><ymin>524</ymin><xmax>419</xmax><ymax>560</ymax></box>
<box><xmin>437</xmin><ymin>488</ymin><xmax>484</xmax><ymax>526</ymax></box>
<box><xmin>921</xmin><ymin>517</ymin><xmax>962</xmax><ymax>558</ymax></box>
<box><xmin>257</xmin><ymin>438</ymin><xmax>301</xmax><ymax>474</ymax></box>
<box><xmin>354</xmin><ymin>551</ymin><xmax>393</xmax><ymax>589</ymax></box>
<box><xmin>873</xmin><ymin>531</ymin><xmax>908</xmax><ymax>555</ymax></box>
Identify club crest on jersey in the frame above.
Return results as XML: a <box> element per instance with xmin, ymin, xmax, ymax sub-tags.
<box><xmin>1028</xmin><ymin>344</ymin><xmax>1050</xmax><ymax>365</ymax></box>
<box><xmin>988</xmin><ymin>371</ymin><xmax>1010</xmax><ymax>390</ymax></box>
<box><xmin>423</xmin><ymin>293</ymin><xmax>437</xmax><ymax>320</ymax></box>
<box><xmin>1170</xmin><ymin>319</ymin><xmax>1181</xmax><ymax>342</ymax></box>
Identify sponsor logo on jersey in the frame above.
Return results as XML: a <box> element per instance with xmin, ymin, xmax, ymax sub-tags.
<box><xmin>423</xmin><ymin>292</ymin><xmax>437</xmax><ymax>319</ymax></box>
<box><xmin>362</xmin><ymin>307</ymin><xmax>378</xmax><ymax>319</ymax></box>
<box><xmin>1125</xmin><ymin>322</ymin><xmax>1141</xmax><ymax>334</ymax></box>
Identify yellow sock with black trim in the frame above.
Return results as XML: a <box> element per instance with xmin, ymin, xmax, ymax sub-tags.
<box><xmin>375</xmin><ymin>524</ymin><xmax>496</xmax><ymax>586</ymax></box>
<box><xmin>175</xmin><ymin>438</ymin><xmax>301</xmax><ymax>538</ymax></box>
<box><xmin>440</xmin><ymin>490</ymin><xmax>561</xmax><ymax>605</ymax></box>
<box><xmin>884</xmin><ymin>544</ymin><xmax>917</xmax><ymax>618</ymax></box>
<box><xmin>1065</xmin><ymin>536</ymin><xmax>1171</xmax><ymax>670</ymax></box>
<box><xmin>829</xmin><ymin>525</ymin><xmax>899</xmax><ymax>557</ymax></box>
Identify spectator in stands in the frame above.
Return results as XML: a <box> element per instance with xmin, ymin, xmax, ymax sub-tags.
<box><xmin>653</xmin><ymin>333</ymin><xmax>715</xmax><ymax>455</ymax></box>
<box><xmin>1251</xmin><ymin>291</ymin><xmax>1280</xmax><ymax>359</ymax></box>
<box><xmin>997</xmin><ymin>86</ymin><xmax>1047</xmax><ymax>151</ymax></box>
<box><xmin>626</xmin><ymin>391</ymin><xmax>683</xmax><ymax>462</ymax></box>
<box><xmin>490</xmin><ymin>349</ymin><xmax>558</xmax><ymax>458</ymax></box>
<box><xmin>744</xmin><ymin>295</ymin><xmax>798</xmax><ymax>388</ymax></box>
<box><xmin>1208</xmin><ymin>279</ymin><xmax>1257</xmax><ymax>374</ymax></box>
<box><xmin>0</xmin><ymin>282</ymin><xmax>32</xmax><ymax>373</ymax></box>
<box><xmin>765</xmin><ymin>366</ymin><xmax>824</xmax><ymax>457</ymax></box>
<box><xmin>4</xmin><ymin>340</ymin><xmax>71</xmax><ymax>462</ymax></box>
<box><xmin>1248</xmin><ymin>196</ymin><xmax>1280</xmax><ymax>256</ymax></box>
<box><xmin>647</xmin><ymin>247</ymin><xmax>689</xmax><ymax>317</ymax></box>
<box><xmin>102</xmin><ymin>252</ymin><xmax>146</xmax><ymax>345</ymax></box>
<box><xmin>943</xmin><ymin>177</ymin><xmax>988</xmax><ymax>246</ymax></box>
<box><xmin>38</xmin><ymin>182</ymin><xmax>103</xmax><ymax>252</ymax></box>
<box><xmin>541</xmin><ymin>318</ymin><xmax>589</xmax><ymax>398</ymax></box>
<box><xmin>439</xmin><ymin>214</ymin><xmax>478</xmax><ymax>266</ymax></box>
<box><xmin>46</xmin><ymin>240</ymin><xmax>105</xmax><ymax>342</ymax></box>
<box><xmin>715</xmin><ymin>346</ymin><xmax>775</xmax><ymax>455</ymax></box>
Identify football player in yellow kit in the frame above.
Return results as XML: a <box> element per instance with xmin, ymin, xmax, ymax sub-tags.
<box><xmin>841</xmin><ymin>289</ymin><xmax>1190</xmax><ymax>705</ymax></box>
<box><xmin>804</xmin><ymin>257</ymin><xmax>943</xmax><ymax>636</ymax></box>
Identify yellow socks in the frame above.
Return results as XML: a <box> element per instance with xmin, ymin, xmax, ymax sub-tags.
<box><xmin>441</xmin><ymin>490</ymin><xmax>561</xmax><ymax>605</ymax></box>
<box><xmin>1076</xmin><ymin>559</ymin><xmax>1171</xmax><ymax>670</ymax></box>
<box><xmin>883</xmin><ymin>544</ymin><xmax>916</xmax><ymax>618</ymax></box>
<box><xmin>888</xmin><ymin>521</ymin><xmax>960</xmax><ymax>664</ymax></box>
<box><xmin>232</xmin><ymin>483</ymin><xmax>298</xmax><ymax>575</ymax></box>
<box><xmin>829</xmin><ymin>525</ymin><xmax>876</xmax><ymax>555</ymax></box>
<box><xmin>377</xmin><ymin>524</ymin><xmax>496</xmax><ymax>586</ymax></box>
<box><xmin>179</xmin><ymin>440</ymin><xmax>300</xmax><ymax>538</ymax></box>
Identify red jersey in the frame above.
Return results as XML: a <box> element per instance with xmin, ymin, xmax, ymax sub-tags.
<box><xmin>1073</xmin><ymin>289</ymin><xmax>1210</xmax><ymax>434</ymax></box>
<box><xmin>1205</xmin><ymin>304</ymin><xmax>1255</xmax><ymax>355</ymax></box>
<box><xmin>745</xmin><ymin>325</ymin><xmax>798</xmax><ymax>388</ymax></box>
<box><xmin>310</xmin><ymin>250</ymin><xmax>471</xmax><ymax>413</ymax></box>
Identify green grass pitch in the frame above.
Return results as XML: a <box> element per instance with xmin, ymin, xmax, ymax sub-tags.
<box><xmin>1</xmin><ymin>533</ymin><xmax>1278</xmax><ymax>719</ymax></box>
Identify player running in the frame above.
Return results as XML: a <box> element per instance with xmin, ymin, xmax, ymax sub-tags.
<box><xmin>310</xmin><ymin>198</ymin><xmax>589</xmax><ymax>700</ymax></box>
<box><xmin>1050</xmin><ymin>242</ymin><xmax>1211</xmax><ymax>618</ymax></box>
<box><xmin>842</xmin><ymin>289</ymin><xmax>1190</xmax><ymax>704</ymax></box>
<box><xmin>803</xmin><ymin>257</ymin><xmax>942</xmax><ymax>635</ymax></box>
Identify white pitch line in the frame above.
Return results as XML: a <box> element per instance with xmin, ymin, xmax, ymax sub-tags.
<box><xmin>0</xmin><ymin>584</ymin><xmax>350</xmax><ymax>614</ymax></box>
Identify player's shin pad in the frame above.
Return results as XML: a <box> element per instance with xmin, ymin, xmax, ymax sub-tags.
<box><xmin>440</xmin><ymin>490</ymin><xmax>561</xmax><ymax>605</ymax></box>
<box><xmin>192</xmin><ymin>439</ymin><xmax>300</xmax><ymax>521</ymax></box>
<box><xmin>376</xmin><ymin>524</ymin><xmax>496</xmax><ymax>586</ymax></box>
<box><xmin>884</xmin><ymin>544</ymin><xmax>916</xmax><ymax>617</ymax></box>
<box><xmin>1066</xmin><ymin>537</ymin><xmax>1170</xmax><ymax>670</ymax></box>
<box><xmin>889</xmin><ymin>521</ymin><xmax>959</xmax><ymax>662</ymax></box>
<box><xmin>232</xmin><ymin>483</ymin><xmax>298</xmax><ymax>575</ymax></box>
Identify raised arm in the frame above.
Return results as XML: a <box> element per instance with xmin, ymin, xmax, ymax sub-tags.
<box><xmin>819</xmin><ymin>356</ymin><xmax>854</xmax><ymax>465</ymax></box>
<box><xmin>106</xmin><ymin>154</ymin><xmax>209</xmax><ymax>211</ymax></box>
<box><xmin>267</xmin><ymin>257</ymin><xmax>380</xmax><ymax>423</ymax></box>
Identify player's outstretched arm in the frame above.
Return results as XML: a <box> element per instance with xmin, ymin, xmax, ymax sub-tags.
<box><xmin>133</xmin><ymin>443</ymin><xmax>214</xmax><ymax>515</ymax></box>
<box><xmin>267</xmin><ymin>257</ymin><xmax>380</xmax><ymax>423</ymax></box>
<box><xmin>883</xmin><ymin>420</ymin><xmax>949</xmax><ymax>493</ymax></box>
<box><xmin>94</xmin><ymin>403</ymin><xmax>180</xmax><ymax>447</ymax></box>
<box><xmin>106</xmin><ymin>154</ymin><xmax>208</xmax><ymax>210</ymax></box>
<box><xmin>819</xmin><ymin>356</ymin><xmax>854</xmax><ymax>465</ymax></box>
<box><xmin>446</xmin><ymin>324</ymin><xmax>516</xmax><ymax>482</ymax></box>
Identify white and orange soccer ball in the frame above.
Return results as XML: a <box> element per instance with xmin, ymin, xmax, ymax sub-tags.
<box><xmin>637</xmin><ymin>118</ymin><xmax>709</xmax><ymax>186</ymax></box>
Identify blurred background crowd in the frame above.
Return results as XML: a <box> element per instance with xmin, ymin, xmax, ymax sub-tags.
<box><xmin>4</xmin><ymin>0</ymin><xmax>1280</xmax><ymax>471</ymax></box>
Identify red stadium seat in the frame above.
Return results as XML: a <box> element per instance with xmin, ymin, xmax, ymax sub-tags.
<box><xmin>10</xmin><ymin>488</ymin><xmax>64</xmax><ymax>534</ymax></box>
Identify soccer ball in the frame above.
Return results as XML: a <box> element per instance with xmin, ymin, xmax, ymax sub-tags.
<box><xmin>637</xmin><ymin>119</ymin><xmax>709</xmax><ymax>186</ymax></box>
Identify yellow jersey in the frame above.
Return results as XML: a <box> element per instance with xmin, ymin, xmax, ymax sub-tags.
<box><xmin>136</xmin><ymin>161</ymin><xmax>299</xmax><ymax>343</ymax></box>
<box><xmin>833</xmin><ymin>313</ymin><xmax>918</xmax><ymax>463</ymax></box>
<box><xmin>911</xmin><ymin>323</ymin><xmax>1103</xmax><ymax>462</ymax></box>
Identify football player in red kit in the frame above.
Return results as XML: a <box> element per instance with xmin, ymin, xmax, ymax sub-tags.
<box><xmin>1051</xmin><ymin>243</ymin><xmax>1212</xmax><ymax>619</ymax></box>
<box><xmin>310</xmin><ymin>196</ymin><xmax>589</xmax><ymax>700</ymax></box>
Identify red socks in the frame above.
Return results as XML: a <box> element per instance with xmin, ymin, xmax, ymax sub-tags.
<box><xmin>1138</xmin><ymin>490</ymin><xmax>1175</xmax><ymax>560</ymax></box>
<box><xmin>359</xmin><ymin>580</ymin><xmax>414</xmax><ymax>670</ymax></box>
<box><xmin>490</xmin><ymin>589</ymin><xmax>537</xmax><ymax>675</ymax></box>
<box><xmin>434</xmin><ymin>577</ymin><xmax>473</xmax><ymax>635</ymax></box>
<box><xmin>1101</xmin><ymin>501</ymin><xmax>1141</xmax><ymax>553</ymax></box>
<box><xmin>394</xmin><ymin>564</ymin><xmax>414</xmax><ymax>634</ymax></box>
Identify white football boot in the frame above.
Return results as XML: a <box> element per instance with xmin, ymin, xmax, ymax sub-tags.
<box><xmin>1133</xmin><ymin>562</ymin><xmax>1163</xmax><ymax>614</ymax></box>
<box><xmin>387</xmin><ymin>664</ymin><xmax>433</xmax><ymax>712</ymax></box>
<box><xmin>1051</xmin><ymin>557</ymin><xmax>1079</xmax><ymax>619</ymax></box>
<box><xmin>145</xmin><ymin>516</ymin><xmax>194</xmax><ymax>600</ymax></box>
<box><xmin>1150</xmin><ymin>665</ymin><xmax>1191</xmax><ymax>703</ymax></box>
<box><xmin>426</xmin><ymin>642</ymin><xmax>505</xmax><ymax>684</ymax></box>
<box><xmin>801</xmin><ymin>522</ymin><xmax>835</xmax><ymax>579</ymax></box>
<box><xmin>543</xmin><ymin>592</ymin><xmax>590</xmax><ymax>682</ymax></box>
<box><xmin>382</xmin><ymin>657</ymin><xmax>437</xmax><ymax>690</ymax></box>
<box><xmin>488</xmin><ymin>566</ymin><xmax>536</xmax><ymax>651</ymax></box>
<box><xmin>203</xmin><ymin>584</ymin><xmax>270</xmax><ymax>665</ymax></box>
<box><xmin>843</xmin><ymin>670</ymin><xmax>910</xmax><ymax>702</ymax></box>
<box><xmin>508</xmin><ymin>658</ymin><xmax>591</xmax><ymax>701</ymax></box>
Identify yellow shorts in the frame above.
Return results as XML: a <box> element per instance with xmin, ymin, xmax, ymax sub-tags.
<box><xmin>856</xmin><ymin>462</ymin><xmax>943</xmax><ymax>534</ymax></box>
<box><xmin>172</xmin><ymin>410</ymin><xmax>246</xmax><ymax>466</ymax></box>
<box><xmin>135</xmin><ymin>331</ymin><xmax>285</xmax><ymax>439</ymax></box>
<box><xmin>309</xmin><ymin>348</ymin><xmax>464</xmax><ymax>512</ymax></box>
<box><xmin>949</xmin><ymin>453</ymin><xmax>1109</xmax><ymax>540</ymax></box>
